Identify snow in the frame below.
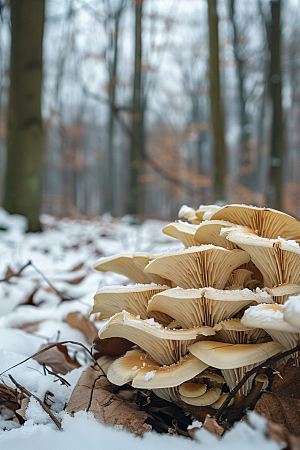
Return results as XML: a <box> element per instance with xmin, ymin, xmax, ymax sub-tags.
<box><xmin>144</xmin><ymin>370</ymin><xmax>156</xmax><ymax>381</ymax></box>
<box><xmin>284</xmin><ymin>295</ymin><xmax>300</xmax><ymax>315</ymax></box>
<box><xmin>0</xmin><ymin>209</ymin><xmax>284</xmax><ymax>449</ymax></box>
<box><xmin>244</xmin><ymin>304</ymin><xmax>284</xmax><ymax>322</ymax></box>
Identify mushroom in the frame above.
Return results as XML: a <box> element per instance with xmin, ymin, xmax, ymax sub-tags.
<box><xmin>178</xmin><ymin>205</ymin><xmax>200</xmax><ymax>224</ymax></box>
<box><xmin>225</xmin><ymin>269</ymin><xmax>254</xmax><ymax>290</ymax></box>
<box><xmin>209</xmin><ymin>204</ymin><xmax>300</xmax><ymax>240</ymax></box>
<box><xmin>180</xmin><ymin>388</ymin><xmax>221</xmax><ymax>406</ymax></box>
<box><xmin>144</xmin><ymin>246</ymin><xmax>250</xmax><ymax>290</ymax></box>
<box><xmin>284</xmin><ymin>295</ymin><xmax>300</xmax><ymax>331</ymax></box>
<box><xmin>93</xmin><ymin>252</ymin><xmax>171</xmax><ymax>285</ymax></box>
<box><xmin>188</xmin><ymin>340</ymin><xmax>283</xmax><ymax>396</ymax></box>
<box><xmin>262</xmin><ymin>283</ymin><xmax>300</xmax><ymax>305</ymax></box>
<box><xmin>178</xmin><ymin>382</ymin><xmax>207</xmax><ymax>398</ymax></box>
<box><xmin>213</xmin><ymin>319</ymin><xmax>269</xmax><ymax>345</ymax></box>
<box><xmin>194</xmin><ymin>205</ymin><xmax>222</xmax><ymax>221</ymax></box>
<box><xmin>222</xmin><ymin>226</ymin><xmax>300</xmax><ymax>290</ymax></box>
<box><xmin>194</xmin><ymin>220</ymin><xmax>238</xmax><ymax>249</ymax></box>
<box><xmin>241</xmin><ymin>303</ymin><xmax>300</xmax><ymax>365</ymax></box>
<box><xmin>99</xmin><ymin>311</ymin><xmax>215</xmax><ymax>365</ymax></box>
<box><xmin>147</xmin><ymin>287</ymin><xmax>272</xmax><ymax>329</ymax></box>
<box><xmin>106</xmin><ymin>348</ymin><xmax>208</xmax><ymax>390</ymax></box>
<box><xmin>92</xmin><ymin>283</ymin><xmax>171</xmax><ymax>324</ymax></box>
<box><xmin>211</xmin><ymin>393</ymin><xmax>234</xmax><ymax>409</ymax></box>
<box><xmin>162</xmin><ymin>222</ymin><xmax>198</xmax><ymax>248</ymax></box>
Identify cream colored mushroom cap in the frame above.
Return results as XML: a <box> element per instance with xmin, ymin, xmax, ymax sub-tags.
<box><xmin>209</xmin><ymin>204</ymin><xmax>300</xmax><ymax>239</ymax></box>
<box><xmin>162</xmin><ymin>222</ymin><xmax>198</xmax><ymax>248</ymax></box>
<box><xmin>99</xmin><ymin>311</ymin><xmax>215</xmax><ymax>365</ymax></box>
<box><xmin>144</xmin><ymin>245</ymin><xmax>250</xmax><ymax>290</ymax></box>
<box><xmin>147</xmin><ymin>287</ymin><xmax>271</xmax><ymax>329</ymax></box>
<box><xmin>241</xmin><ymin>303</ymin><xmax>299</xmax><ymax>333</ymax></box>
<box><xmin>107</xmin><ymin>349</ymin><xmax>208</xmax><ymax>389</ymax></box>
<box><xmin>180</xmin><ymin>388</ymin><xmax>221</xmax><ymax>406</ymax></box>
<box><xmin>284</xmin><ymin>296</ymin><xmax>300</xmax><ymax>331</ymax></box>
<box><xmin>92</xmin><ymin>283</ymin><xmax>170</xmax><ymax>320</ymax></box>
<box><xmin>195</xmin><ymin>205</ymin><xmax>221</xmax><ymax>221</ymax></box>
<box><xmin>194</xmin><ymin>220</ymin><xmax>238</xmax><ymax>249</ymax></box>
<box><xmin>188</xmin><ymin>340</ymin><xmax>283</xmax><ymax>369</ymax></box>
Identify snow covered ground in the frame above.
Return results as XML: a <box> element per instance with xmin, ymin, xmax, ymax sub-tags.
<box><xmin>0</xmin><ymin>209</ymin><xmax>282</xmax><ymax>449</ymax></box>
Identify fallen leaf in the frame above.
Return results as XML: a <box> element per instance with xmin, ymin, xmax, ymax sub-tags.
<box><xmin>34</xmin><ymin>343</ymin><xmax>81</xmax><ymax>375</ymax></box>
<box><xmin>201</xmin><ymin>415</ymin><xmax>225</xmax><ymax>437</ymax></box>
<box><xmin>18</xmin><ymin>287</ymin><xmax>39</xmax><ymax>306</ymax></box>
<box><xmin>14</xmin><ymin>397</ymin><xmax>30</xmax><ymax>424</ymax></box>
<box><xmin>65</xmin><ymin>312</ymin><xmax>98</xmax><ymax>345</ymax></box>
<box><xmin>64</xmin><ymin>275</ymin><xmax>86</xmax><ymax>285</ymax></box>
<box><xmin>266</xmin><ymin>420</ymin><xmax>300</xmax><ymax>450</ymax></box>
<box><xmin>5</xmin><ymin>266</ymin><xmax>14</xmax><ymax>278</ymax></box>
<box><xmin>16</xmin><ymin>320</ymin><xmax>43</xmax><ymax>333</ymax></box>
<box><xmin>254</xmin><ymin>392</ymin><xmax>300</xmax><ymax>436</ymax></box>
<box><xmin>69</xmin><ymin>262</ymin><xmax>85</xmax><ymax>272</ymax></box>
<box><xmin>66</xmin><ymin>366</ymin><xmax>152</xmax><ymax>436</ymax></box>
<box><xmin>93</xmin><ymin>336</ymin><xmax>133</xmax><ymax>356</ymax></box>
<box><xmin>271</xmin><ymin>359</ymin><xmax>300</xmax><ymax>399</ymax></box>
<box><xmin>0</xmin><ymin>383</ymin><xmax>19</xmax><ymax>411</ymax></box>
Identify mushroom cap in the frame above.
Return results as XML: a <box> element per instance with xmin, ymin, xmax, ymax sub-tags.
<box><xmin>225</xmin><ymin>269</ymin><xmax>254</xmax><ymax>290</ymax></box>
<box><xmin>162</xmin><ymin>222</ymin><xmax>198</xmax><ymax>248</ymax></box>
<box><xmin>284</xmin><ymin>296</ymin><xmax>300</xmax><ymax>332</ymax></box>
<box><xmin>211</xmin><ymin>393</ymin><xmax>234</xmax><ymax>409</ymax></box>
<box><xmin>148</xmin><ymin>287</ymin><xmax>271</xmax><ymax>329</ymax></box>
<box><xmin>188</xmin><ymin>340</ymin><xmax>283</xmax><ymax>369</ymax></box>
<box><xmin>209</xmin><ymin>204</ymin><xmax>300</xmax><ymax>239</ymax></box>
<box><xmin>241</xmin><ymin>303</ymin><xmax>299</xmax><ymax>333</ymax></box>
<box><xmin>144</xmin><ymin>246</ymin><xmax>250</xmax><ymax>290</ymax></box>
<box><xmin>213</xmin><ymin>318</ymin><xmax>269</xmax><ymax>344</ymax></box>
<box><xmin>92</xmin><ymin>283</ymin><xmax>171</xmax><ymax>323</ymax></box>
<box><xmin>180</xmin><ymin>387</ymin><xmax>221</xmax><ymax>406</ymax></box>
<box><xmin>107</xmin><ymin>349</ymin><xmax>208</xmax><ymax>389</ymax></box>
<box><xmin>222</xmin><ymin>227</ymin><xmax>300</xmax><ymax>290</ymax></box>
<box><xmin>178</xmin><ymin>205</ymin><xmax>197</xmax><ymax>220</ymax></box>
<box><xmin>195</xmin><ymin>205</ymin><xmax>221</xmax><ymax>221</ymax></box>
<box><xmin>178</xmin><ymin>382</ymin><xmax>207</xmax><ymax>398</ymax></box>
<box><xmin>99</xmin><ymin>311</ymin><xmax>215</xmax><ymax>365</ymax></box>
<box><xmin>93</xmin><ymin>252</ymin><xmax>170</xmax><ymax>285</ymax></box>
<box><xmin>194</xmin><ymin>220</ymin><xmax>238</xmax><ymax>249</ymax></box>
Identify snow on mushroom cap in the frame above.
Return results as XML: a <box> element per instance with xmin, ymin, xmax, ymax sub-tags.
<box><xmin>241</xmin><ymin>303</ymin><xmax>299</xmax><ymax>333</ymax></box>
<box><xmin>283</xmin><ymin>295</ymin><xmax>300</xmax><ymax>331</ymax></box>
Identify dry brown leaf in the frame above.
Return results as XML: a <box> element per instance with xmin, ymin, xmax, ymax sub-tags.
<box><xmin>0</xmin><ymin>383</ymin><xmax>19</xmax><ymax>411</ymax></box>
<box><xmin>271</xmin><ymin>359</ymin><xmax>300</xmax><ymax>399</ymax></box>
<box><xmin>65</xmin><ymin>312</ymin><xmax>98</xmax><ymax>346</ymax></box>
<box><xmin>18</xmin><ymin>287</ymin><xmax>39</xmax><ymax>306</ymax></box>
<box><xmin>266</xmin><ymin>421</ymin><xmax>300</xmax><ymax>450</ymax></box>
<box><xmin>5</xmin><ymin>266</ymin><xmax>14</xmax><ymax>278</ymax></box>
<box><xmin>14</xmin><ymin>397</ymin><xmax>30</xmax><ymax>423</ymax></box>
<box><xmin>93</xmin><ymin>336</ymin><xmax>133</xmax><ymax>356</ymax></box>
<box><xmin>16</xmin><ymin>320</ymin><xmax>43</xmax><ymax>333</ymax></box>
<box><xmin>69</xmin><ymin>262</ymin><xmax>85</xmax><ymax>272</ymax></box>
<box><xmin>254</xmin><ymin>392</ymin><xmax>300</xmax><ymax>436</ymax></box>
<box><xmin>66</xmin><ymin>366</ymin><xmax>152</xmax><ymax>436</ymax></box>
<box><xmin>202</xmin><ymin>415</ymin><xmax>225</xmax><ymax>437</ymax></box>
<box><xmin>34</xmin><ymin>343</ymin><xmax>81</xmax><ymax>375</ymax></box>
<box><xmin>64</xmin><ymin>275</ymin><xmax>86</xmax><ymax>285</ymax></box>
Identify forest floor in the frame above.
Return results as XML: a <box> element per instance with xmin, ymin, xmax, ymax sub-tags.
<box><xmin>0</xmin><ymin>208</ymin><xmax>294</xmax><ymax>449</ymax></box>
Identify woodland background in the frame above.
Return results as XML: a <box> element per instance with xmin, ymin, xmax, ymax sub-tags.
<box><xmin>0</xmin><ymin>0</ymin><xmax>300</xmax><ymax>231</ymax></box>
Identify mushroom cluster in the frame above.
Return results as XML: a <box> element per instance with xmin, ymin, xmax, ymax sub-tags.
<box><xmin>91</xmin><ymin>204</ymin><xmax>300</xmax><ymax>415</ymax></box>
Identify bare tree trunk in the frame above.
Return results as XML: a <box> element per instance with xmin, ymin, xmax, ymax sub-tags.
<box><xmin>266</xmin><ymin>0</ymin><xmax>284</xmax><ymax>210</ymax></box>
<box><xmin>3</xmin><ymin>0</ymin><xmax>45</xmax><ymax>231</ymax></box>
<box><xmin>128</xmin><ymin>0</ymin><xmax>144</xmax><ymax>217</ymax></box>
<box><xmin>207</xmin><ymin>0</ymin><xmax>227</xmax><ymax>202</ymax></box>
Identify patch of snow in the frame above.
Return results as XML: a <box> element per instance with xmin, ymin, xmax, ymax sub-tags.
<box><xmin>144</xmin><ymin>370</ymin><xmax>156</xmax><ymax>381</ymax></box>
<box><xmin>244</xmin><ymin>304</ymin><xmax>284</xmax><ymax>321</ymax></box>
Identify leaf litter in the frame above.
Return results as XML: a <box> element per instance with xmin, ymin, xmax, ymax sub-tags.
<box><xmin>0</xmin><ymin>208</ymin><xmax>299</xmax><ymax>449</ymax></box>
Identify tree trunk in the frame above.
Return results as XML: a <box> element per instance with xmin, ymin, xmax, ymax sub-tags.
<box><xmin>207</xmin><ymin>0</ymin><xmax>227</xmax><ymax>203</ymax></box>
<box><xmin>266</xmin><ymin>0</ymin><xmax>284</xmax><ymax>210</ymax></box>
<box><xmin>128</xmin><ymin>0</ymin><xmax>144</xmax><ymax>217</ymax></box>
<box><xmin>3</xmin><ymin>0</ymin><xmax>45</xmax><ymax>231</ymax></box>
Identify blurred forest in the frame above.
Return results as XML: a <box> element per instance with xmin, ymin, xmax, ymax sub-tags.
<box><xmin>0</xmin><ymin>0</ymin><xmax>300</xmax><ymax>230</ymax></box>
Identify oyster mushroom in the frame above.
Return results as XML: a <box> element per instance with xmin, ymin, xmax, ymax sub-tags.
<box><xmin>188</xmin><ymin>340</ymin><xmax>283</xmax><ymax>396</ymax></box>
<box><xmin>194</xmin><ymin>220</ymin><xmax>238</xmax><ymax>249</ymax></box>
<box><xmin>92</xmin><ymin>283</ymin><xmax>171</xmax><ymax>324</ymax></box>
<box><xmin>93</xmin><ymin>252</ymin><xmax>171</xmax><ymax>285</ymax></box>
<box><xmin>209</xmin><ymin>204</ymin><xmax>300</xmax><ymax>239</ymax></box>
<box><xmin>99</xmin><ymin>311</ymin><xmax>215</xmax><ymax>365</ymax></box>
<box><xmin>144</xmin><ymin>246</ymin><xmax>250</xmax><ymax>290</ymax></box>
<box><xmin>222</xmin><ymin>226</ymin><xmax>300</xmax><ymax>290</ymax></box>
<box><xmin>284</xmin><ymin>295</ymin><xmax>300</xmax><ymax>331</ymax></box>
<box><xmin>148</xmin><ymin>287</ymin><xmax>271</xmax><ymax>329</ymax></box>
<box><xmin>162</xmin><ymin>222</ymin><xmax>198</xmax><ymax>248</ymax></box>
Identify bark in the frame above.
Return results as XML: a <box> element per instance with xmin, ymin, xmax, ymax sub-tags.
<box><xmin>207</xmin><ymin>0</ymin><xmax>227</xmax><ymax>202</ymax></box>
<box><xmin>3</xmin><ymin>0</ymin><xmax>45</xmax><ymax>231</ymax></box>
<box><xmin>266</xmin><ymin>0</ymin><xmax>284</xmax><ymax>210</ymax></box>
<box><xmin>128</xmin><ymin>0</ymin><xmax>144</xmax><ymax>217</ymax></box>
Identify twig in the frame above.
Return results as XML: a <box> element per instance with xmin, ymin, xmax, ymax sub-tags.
<box><xmin>8</xmin><ymin>375</ymin><xmax>61</xmax><ymax>429</ymax></box>
<box><xmin>30</xmin><ymin>261</ymin><xmax>73</xmax><ymax>301</ymax></box>
<box><xmin>0</xmin><ymin>261</ymin><xmax>32</xmax><ymax>282</ymax></box>
<box><xmin>0</xmin><ymin>341</ymin><xmax>106</xmax><ymax>377</ymax></box>
<box><xmin>214</xmin><ymin>343</ymin><xmax>300</xmax><ymax>422</ymax></box>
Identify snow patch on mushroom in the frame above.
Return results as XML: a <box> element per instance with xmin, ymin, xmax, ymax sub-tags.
<box><xmin>244</xmin><ymin>304</ymin><xmax>284</xmax><ymax>322</ymax></box>
<box><xmin>145</xmin><ymin>370</ymin><xmax>156</xmax><ymax>381</ymax></box>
